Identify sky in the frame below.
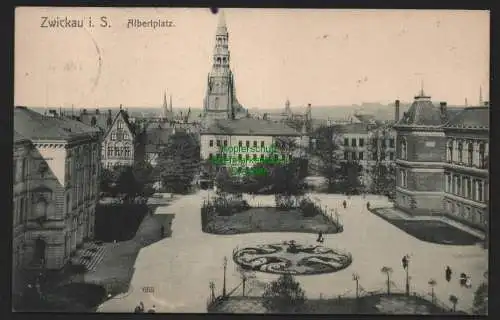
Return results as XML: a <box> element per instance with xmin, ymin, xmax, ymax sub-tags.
<box><xmin>15</xmin><ymin>8</ymin><xmax>490</xmax><ymax>109</ymax></box>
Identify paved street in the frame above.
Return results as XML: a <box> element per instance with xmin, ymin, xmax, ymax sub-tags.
<box><xmin>97</xmin><ymin>191</ymin><xmax>488</xmax><ymax>313</ymax></box>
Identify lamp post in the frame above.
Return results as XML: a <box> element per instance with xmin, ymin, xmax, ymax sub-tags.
<box><xmin>352</xmin><ymin>273</ymin><xmax>360</xmax><ymax>299</ymax></box>
<box><xmin>209</xmin><ymin>281</ymin><xmax>216</xmax><ymax>303</ymax></box>
<box><xmin>402</xmin><ymin>254</ymin><xmax>410</xmax><ymax>296</ymax></box>
<box><xmin>223</xmin><ymin>256</ymin><xmax>227</xmax><ymax>297</ymax></box>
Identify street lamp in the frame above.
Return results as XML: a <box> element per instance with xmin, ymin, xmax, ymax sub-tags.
<box><xmin>352</xmin><ymin>273</ymin><xmax>360</xmax><ymax>299</ymax></box>
<box><xmin>222</xmin><ymin>256</ymin><xmax>228</xmax><ymax>297</ymax></box>
<box><xmin>209</xmin><ymin>281</ymin><xmax>216</xmax><ymax>303</ymax></box>
<box><xmin>402</xmin><ymin>254</ymin><xmax>410</xmax><ymax>296</ymax></box>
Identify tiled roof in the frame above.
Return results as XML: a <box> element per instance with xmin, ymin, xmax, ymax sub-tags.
<box><xmin>396</xmin><ymin>96</ymin><xmax>444</xmax><ymax>126</ymax></box>
<box><xmin>14</xmin><ymin>106</ymin><xmax>100</xmax><ymax>141</ymax></box>
<box><xmin>444</xmin><ymin>106</ymin><xmax>489</xmax><ymax>130</ymax></box>
<box><xmin>335</xmin><ymin>123</ymin><xmax>370</xmax><ymax>134</ymax></box>
<box><xmin>202</xmin><ymin>118</ymin><xmax>301</xmax><ymax>136</ymax></box>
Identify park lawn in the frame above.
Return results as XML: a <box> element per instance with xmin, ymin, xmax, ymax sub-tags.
<box><xmin>211</xmin><ymin>294</ymin><xmax>453</xmax><ymax>314</ymax></box>
<box><xmin>205</xmin><ymin>207</ymin><xmax>341</xmax><ymax>235</ymax></box>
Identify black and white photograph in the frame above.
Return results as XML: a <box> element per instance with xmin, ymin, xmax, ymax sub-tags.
<box><xmin>13</xmin><ymin>7</ymin><xmax>489</xmax><ymax>314</ymax></box>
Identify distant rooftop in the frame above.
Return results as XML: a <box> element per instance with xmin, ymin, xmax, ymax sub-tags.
<box><xmin>202</xmin><ymin>118</ymin><xmax>301</xmax><ymax>136</ymax></box>
<box><xmin>444</xmin><ymin>106</ymin><xmax>489</xmax><ymax>130</ymax></box>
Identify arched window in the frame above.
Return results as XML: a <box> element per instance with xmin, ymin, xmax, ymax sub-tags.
<box><xmin>479</xmin><ymin>143</ymin><xmax>485</xmax><ymax>169</ymax></box>
<box><xmin>400</xmin><ymin>138</ymin><xmax>407</xmax><ymax>160</ymax></box>
<box><xmin>446</xmin><ymin>140</ymin><xmax>453</xmax><ymax>162</ymax></box>
<box><xmin>214</xmin><ymin>97</ymin><xmax>219</xmax><ymax>109</ymax></box>
<box><xmin>34</xmin><ymin>195</ymin><xmax>48</xmax><ymax>219</ymax></box>
<box><xmin>222</xmin><ymin>57</ymin><xmax>227</xmax><ymax>64</ymax></box>
<box><xmin>458</xmin><ymin>141</ymin><xmax>463</xmax><ymax>163</ymax></box>
<box><xmin>216</xmin><ymin>57</ymin><xmax>221</xmax><ymax>64</ymax></box>
<box><xmin>467</xmin><ymin>142</ymin><xmax>474</xmax><ymax>166</ymax></box>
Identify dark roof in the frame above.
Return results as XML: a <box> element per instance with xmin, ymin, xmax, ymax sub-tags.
<box><xmin>396</xmin><ymin>95</ymin><xmax>444</xmax><ymax>126</ymax></box>
<box><xmin>14</xmin><ymin>106</ymin><xmax>100</xmax><ymax>141</ymax></box>
<box><xmin>444</xmin><ymin>107</ymin><xmax>489</xmax><ymax>130</ymax></box>
<box><xmin>202</xmin><ymin>118</ymin><xmax>301</xmax><ymax>136</ymax></box>
<box><xmin>103</xmin><ymin>109</ymin><xmax>136</xmax><ymax>138</ymax></box>
<box><xmin>335</xmin><ymin>123</ymin><xmax>370</xmax><ymax>134</ymax></box>
<box><xmin>79</xmin><ymin>112</ymin><xmax>113</xmax><ymax>132</ymax></box>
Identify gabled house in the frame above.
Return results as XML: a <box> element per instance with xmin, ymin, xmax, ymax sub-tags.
<box><xmin>101</xmin><ymin>108</ymin><xmax>139</xmax><ymax>168</ymax></box>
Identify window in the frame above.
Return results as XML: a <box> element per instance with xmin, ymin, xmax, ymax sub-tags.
<box><xmin>351</xmin><ymin>138</ymin><xmax>357</xmax><ymax>147</ymax></box>
<box><xmin>253</xmin><ymin>141</ymin><xmax>257</xmax><ymax>147</ymax></box>
<box><xmin>66</xmin><ymin>194</ymin><xmax>71</xmax><ymax>215</ymax></box>
<box><xmin>209</xmin><ymin>153</ymin><xmax>213</xmax><ymax>159</ymax></box>
<box><xmin>372</xmin><ymin>152</ymin><xmax>378</xmax><ymax>161</ymax></box>
<box><xmin>19</xmin><ymin>197</ymin><xmax>25</xmax><ymax>225</ymax></box>
<box><xmin>389</xmin><ymin>152</ymin><xmax>394</xmax><ymax>161</ymax></box>
<box><xmin>359</xmin><ymin>139</ymin><xmax>364</xmax><ymax>147</ymax></box>
<box><xmin>458</xmin><ymin>142</ymin><xmax>463</xmax><ymax>163</ymax></box>
<box><xmin>216</xmin><ymin>140</ymin><xmax>221</xmax><ymax>147</ymax></box>
<box><xmin>466</xmin><ymin>178</ymin><xmax>472</xmax><ymax>199</ymax></box>
<box><xmin>344</xmin><ymin>151</ymin><xmax>349</xmax><ymax>160</ymax></box>
<box><xmin>111</xmin><ymin>132</ymin><xmax>116</xmax><ymax>141</ymax></box>
<box><xmin>447</xmin><ymin>141</ymin><xmax>453</xmax><ymax>162</ymax></box>
<box><xmin>246</xmin><ymin>141</ymin><xmax>250</xmax><ymax>147</ymax></box>
<box><xmin>352</xmin><ymin>152</ymin><xmax>357</xmax><ymax>160</ymax></box>
<box><xmin>260</xmin><ymin>141</ymin><xmax>265</xmax><ymax>148</ymax></box>
<box><xmin>400</xmin><ymin>170</ymin><xmax>407</xmax><ymax>188</ymax></box>
<box><xmin>107</xmin><ymin>147</ymin><xmax>112</xmax><ymax>157</ymax></box>
<box><xmin>359</xmin><ymin>152</ymin><xmax>364</xmax><ymax>160</ymax></box>
<box><xmin>478</xmin><ymin>181</ymin><xmax>483</xmax><ymax>202</ymax></box>
<box><xmin>239</xmin><ymin>141</ymin><xmax>243</xmax><ymax>147</ymax></box>
<box><xmin>381</xmin><ymin>152</ymin><xmax>386</xmax><ymax>161</ymax></box>
<box><xmin>389</xmin><ymin>138</ymin><xmax>395</xmax><ymax>148</ymax></box>
<box><xmin>400</xmin><ymin>139</ymin><xmax>407</xmax><ymax>160</ymax></box>
<box><xmin>224</xmin><ymin>140</ymin><xmax>228</xmax><ymax>147</ymax></box>
<box><xmin>344</xmin><ymin>138</ymin><xmax>349</xmax><ymax>147</ymax></box>
<box><xmin>209</xmin><ymin>140</ymin><xmax>214</xmax><ymax>147</ymax></box>
<box><xmin>21</xmin><ymin>158</ymin><xmax>28</xmax><ymax>181</ymax></box>
<box><xmin>124</xmin><ymin>146</ymin><xmax>131</xmax><ymax>157</ymax></box>
<box><xmin>468</xmin><ymin>143</ymin><xmax>473</xmax><ymax>166</ymax></box>
<box><xmin>117</xmin><ymin>121</ymin><xmax>123</xmax><ymax>129</ymax></box>
<box><xmin>445</xmin><ymin>174</ymin><xmax>451</xmax><ymax>193</ymax></box>
<box><xmin>479</xmin><ymin>143</ymin><xmax>485</xmax><ymax>168</ymax></box>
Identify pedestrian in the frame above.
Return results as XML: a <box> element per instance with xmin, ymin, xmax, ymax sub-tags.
<box><xmin>134</xmin><ymin>304</ymin><xmax>143</xmax><ymax>313</ymax></box>
<box><xmin>445</xmin><ymin>266</ymin><xmax>452</xmax><ymax>282</ymax></box>
<box><xmin>140</xmin><ymin>301</ymin><xmax>145</xmax><ymax>312</ymax></box>
<box><xmin>465</xmin><ymin>276</ymin><xmax>472</xmax><ymax>288</ymax></box>
<box><xmin>147</xmin><ymin>305</ymin><xmax>156</xmax><ymax>313</ymax></box>
<box><xmin>343</xmin><ymin>200</ymin><xmax>347</xmax><ymax>209</ymax></box>
<box><xmin>317</xmin><ymin>231</ymin><xmax>324</xmax><ymax>243</ymax></box>
<box><xmin>366</xmin><ymin>202</ymin><xmax>370</xmax><ymax>210</ymax></box>
<box><xmin>160</xmin><ymin>225</ymin><xmax>165</xmax><ymax>237</ymax></box>
<box><xmin>460</xmin><ymin>273</ymin><xmax>467</xmax><ymax>287</ymax></box>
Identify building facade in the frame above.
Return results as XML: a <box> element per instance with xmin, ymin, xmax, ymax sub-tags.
<box><xmin>101</xmin><ymin>109</ymin><xmax>137</xmax><ymax>168</ymax></box>
<box><xmin>13</xmin><ymin>106</ymin><xmax>101</xmax><ymax>292</ymax></box>
<box><xmin>393</xmin><ymin>91</ymin><xmax>489</xmax><ymax>230</ymax></box>
<box><xmin>442</xmin><ymin>105</ymin><xmax>489</xmax><ymax>229</ymax></box>
<box><xmin>200</xmin><ymin>118</ymin><xmax>308</xmax><ymax>169</ymax></box>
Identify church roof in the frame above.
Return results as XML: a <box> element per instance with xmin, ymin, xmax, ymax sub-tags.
<box><xmin>443</xmin><ymin>106</ymin><xmax>489</xmax><ymax>130</ymax></box>
<box><xmin>395</xmin><ymin>92</ymin><xmax>444</xmax><ymax>127</ymax></box>
<box><xmin>202</xmin><ymin>118</ymin><xmax>301</xmax><ymax>136</ymax></box>
<box><xmin>14</xmin><ymin>106</ymin><xmax>100</xmax><ymax>141</ymax></box>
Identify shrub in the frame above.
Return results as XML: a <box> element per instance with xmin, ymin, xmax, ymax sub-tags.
<box><xmin>262</xmin><ymin>273</ymin><xmax>306</xmax><ymax>313</ymax></box>
<box><xmin>299</xmin><ymin>198</ymin><xmax>321</xmax><ymax>217</ymax></box>
<box><xmin>473</xmin><ymin>282</ymin><xmax>488</xmax><ymax>314</ymax></box>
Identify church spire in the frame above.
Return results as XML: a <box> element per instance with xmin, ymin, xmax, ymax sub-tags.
<box><xmin>169</xmin><ymin>94</ymin><xmax>173</xmax><ymax>112</ymax></box>
<box><xmin>216</xmin><ymin>10</ymin><xmax>228</xmax><ymax>36</ymax></box>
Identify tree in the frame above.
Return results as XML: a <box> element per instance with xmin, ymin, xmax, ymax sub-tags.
<box><xmin>449</xmin><ymin>294</ymin><xmax>458</xmax><ymax>312</ymax></box>
<box><xmin>368</xmin><ymin>126</ymin><xmax>396</xmax><ymax>198</ymax></box>
<box><xmin>473</xmin><ymin>282</ymin><xmax>488</xmax><ymax>314</ymax></box>
<box><xmin>116</xmin><ymin>166</ymin><xmax>141</xmax><ymax>201</ymax></box>
<box><xmin>311</xmin><ymin>125</ymin><xmax>342</xmax><ymax>190</ymax></box>
<box><xmin>156</xmin><ymin>132</ymin><xmax>200</xmax><ymax>194</ymax></box>
<box><xmin>132</xmin><ymin>160</ymin><xmax>155</xmax><ymax>197</ymax></box>
<box><xmin>381</xmin><ymin>266</ymin><xmax>393</xmax><ymax>295</ymax></box>
<box><xmin>336</xmin><ymin>161</ymin><xmax>363</xmax><ymax>194</ymax></box>
<box><xmin>262</xmin><ymin>273</ymin><xmax>306</xmax><ymax>313</ymax></box>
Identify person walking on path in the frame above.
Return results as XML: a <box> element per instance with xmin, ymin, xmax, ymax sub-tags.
<box><xmin>317</xmin><ymin>231</ymin><xmax>324</xmax><ymax>243</ymax></box>
<box><xmin>342</xmin><ymin>200</ymin><xmax>347</xmax><ymax>209</ymax></box>
<box><xmin>366</xmin><ymin>201</ymin><xmax>371</xmax><ymax>210</ymax></box>
<box><xmin>134</xmin><ymin>301</ymin><xmax>145</xmax><ymax>313</ymax></box>
<box><xmin>445</xmin><ymin>266</ymin><xmax>452</xmax><ymax>282</ymax></box>
<box><xmin>160</xmin><ymin>225</ymin><xmax>165</xmax><ymax>238</ymax></box>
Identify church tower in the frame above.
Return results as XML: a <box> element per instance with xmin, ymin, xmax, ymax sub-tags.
<box><xmin>203</xmin><ymin>11</ymin><xmax>244</xmax><ymax>122</ymax></box>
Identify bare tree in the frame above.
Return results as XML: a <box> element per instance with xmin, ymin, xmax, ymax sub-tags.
<box><xmin>311</xmin><ymin>125</ymin><xmax>342</xmax><ymax>191</ymax></box>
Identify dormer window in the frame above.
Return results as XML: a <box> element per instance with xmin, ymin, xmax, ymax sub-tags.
<box><xmin>117</xmin><ymin>121</ymin><xmax>123</xmax><ymax>130</ymax></box>
<box><xmin>111</xmin><ymin>132</ymin><xmax>116</xmax><ymax>141</ymax></box>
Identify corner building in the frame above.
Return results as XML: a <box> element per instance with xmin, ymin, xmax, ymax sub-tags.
<box><xmin>393</xmin><ymin>91</ymin><xmax>489</xmax><ymax>230</ymax></box>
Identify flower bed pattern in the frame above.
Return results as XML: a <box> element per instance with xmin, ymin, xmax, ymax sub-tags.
<box><xmin>233</xmin><ymin>241</ymin><xmax>352</xmax><ymax>275</ymax></box>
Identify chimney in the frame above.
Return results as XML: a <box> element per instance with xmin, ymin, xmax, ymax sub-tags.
<box><xmin>440</xmin><ymin>101</ymin><xmax>447</xmax><ymax>115</ymax></box>
<box><xmin>394</xmin><ymin>100</ymin><xmax>400</xmax><ymax>122</ymax></box>
<box><xmin>82</xmin><ymin>108</ymin><xmax>87</xmax><ymax>115</ymax></box>
<box><xmin>96</xmin><ymin>109</ymin><xmax>100</xmax><ymax>115</ymax></box>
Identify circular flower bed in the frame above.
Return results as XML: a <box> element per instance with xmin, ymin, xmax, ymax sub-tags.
<box><xmin>233</xmin><ymin>241</ymin><xmax>352</xmax><ymax>275</ymax></box>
